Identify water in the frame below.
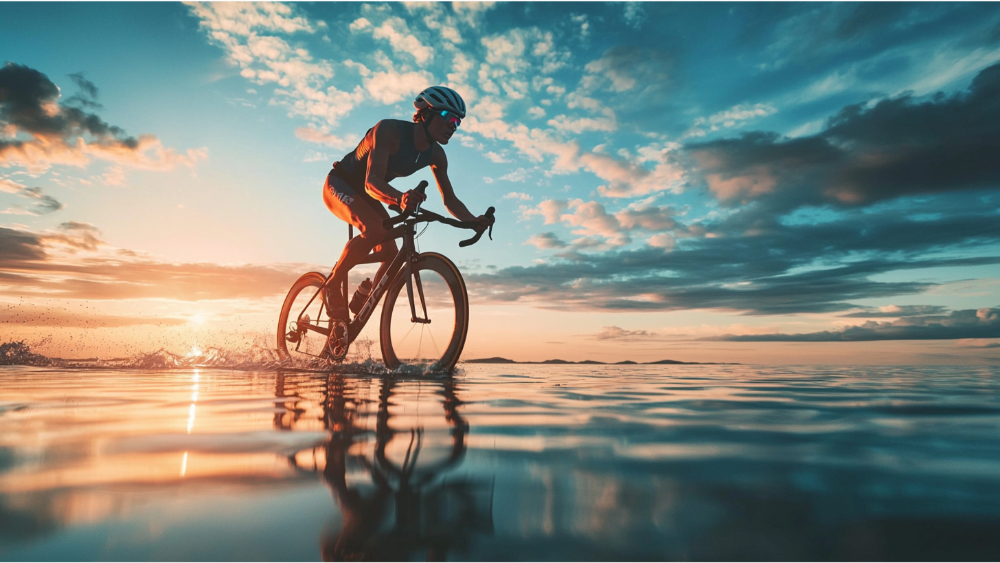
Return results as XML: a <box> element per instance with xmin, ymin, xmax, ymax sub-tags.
<box><xmin>2</xmin><ymin>364</ymin><xmax>999</xmax><ymax>561</ymax></box>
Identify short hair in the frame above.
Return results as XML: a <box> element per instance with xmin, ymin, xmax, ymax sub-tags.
<box><xmin>412</xmin><ymin>107</ymin><xmax>435</xmax><ymax>123</ymax></box>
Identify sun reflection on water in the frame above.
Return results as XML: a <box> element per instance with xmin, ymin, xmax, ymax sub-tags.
<box><xmin>181</xmin><ymin>370</ymin><xmax>200</xmax><ymax>477</ymax></box>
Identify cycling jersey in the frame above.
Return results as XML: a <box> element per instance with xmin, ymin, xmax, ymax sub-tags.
<box><xmin>333</xmin><ymin>120</ymin><xmax>435</xmax><ymax>188</ymax></box>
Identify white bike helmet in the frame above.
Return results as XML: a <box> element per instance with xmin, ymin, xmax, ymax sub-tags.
<box><xmin>413</xmin><ymin>86</ymin><xmax>466</xmax><ymax>118</ymax></box>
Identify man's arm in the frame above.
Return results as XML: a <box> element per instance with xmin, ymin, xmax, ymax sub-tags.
<box><xmin>430</xmin><ymin>145</ymin><xmax>481</xmax><ymax>222</ymax></box>
<box><xmin>364</xmin><ymin>121</ymin><xmax>406</xmax><ymax>207</ymax></box>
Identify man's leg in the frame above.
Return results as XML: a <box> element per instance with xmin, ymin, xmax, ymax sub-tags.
<box><xmin>322</xmin><ymin>173</ymin><xmax>397</xmax><ymax>318</ymax></box>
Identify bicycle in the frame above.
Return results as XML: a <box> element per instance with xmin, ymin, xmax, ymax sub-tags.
<box><xmin>276</xmin><ymin>180</ymin><xmax>494</xmax><ymax>372</ymax></box>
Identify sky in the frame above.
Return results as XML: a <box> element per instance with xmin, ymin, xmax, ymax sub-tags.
<box><xmin>1</xmin><ymin>1</ymin><xmax>999</xmax><ymax>364</ymax></box>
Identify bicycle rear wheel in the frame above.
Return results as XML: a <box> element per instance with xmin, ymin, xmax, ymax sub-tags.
<box><xmin>379</xmin><ymin>253</ymin><xmax>469</xmax><ymax>372</ymax></box>
<box><xmin>277</xmin><ymin>272</ymin><xmax>331</xmax><ymax>361</ymax></box>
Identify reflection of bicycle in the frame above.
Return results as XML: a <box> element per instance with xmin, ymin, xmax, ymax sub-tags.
<box><xmin>273</xmin><ymin>372</ymin><xmax>494</xmax><ymax>561</ymax></box>
<box><xmin>277</xmin><ymin>181</ymin><xmax>494</xmax><ymax>370</ymax></box>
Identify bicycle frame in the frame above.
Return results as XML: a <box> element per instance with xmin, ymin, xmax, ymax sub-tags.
<box><xmin>346</xmin><ymin>220</ymin><xmax>425</xmax><ymax>341</ymax></box>
<box><xmin>283</xmin><ymin>180</ymin><xmax>492</xmax><ymax>359</ymax></box>
<box><xmin>291</xmin><ymin>216</ymin><xmax>425</xmax><ymax>346</ymax></box>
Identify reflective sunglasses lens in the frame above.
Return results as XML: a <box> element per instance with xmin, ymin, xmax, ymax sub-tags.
<box><xmin>440</xmin><ymin>111</ymin><xmax>461</xmax><ymax>127</ymax></box>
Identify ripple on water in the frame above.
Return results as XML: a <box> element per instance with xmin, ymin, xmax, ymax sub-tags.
<box><xmin>0</xmin><ymin>364</ymin><xmax>998</xmax><ymax>560</ymax></box>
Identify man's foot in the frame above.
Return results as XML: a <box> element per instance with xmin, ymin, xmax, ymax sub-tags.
<box><xmin>324</xmin><ymin>284</ymin><xmax>349</xmax><ymax>322</ymax></box>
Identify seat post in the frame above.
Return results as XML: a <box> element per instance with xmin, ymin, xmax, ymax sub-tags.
<box><xmin>344</xmin><ymin>224</ymin><xmax>353</xmax><ymax>308</ymax></box>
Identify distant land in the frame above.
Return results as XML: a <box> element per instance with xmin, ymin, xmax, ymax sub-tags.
<box><xmin>464</xmin><ymin>357</ymin><xmax>739</xmax><ymax>365</ymax></box>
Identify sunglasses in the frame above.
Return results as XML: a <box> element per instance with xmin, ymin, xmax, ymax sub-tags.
<box><xmin>439</xmin><ymin>110</ymin><xmax>462</xmax><ymax>128</ymax></box>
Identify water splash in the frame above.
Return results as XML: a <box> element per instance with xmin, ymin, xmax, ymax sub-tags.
<box><xmin>0</xmin><ymin>340</ymin><xmax>54</xmax><ymax>367</ymax></box>
<box><xmin>0</xmin><ymin>339</ymin><xmax>456</xmax><ymax>376</ymax></box>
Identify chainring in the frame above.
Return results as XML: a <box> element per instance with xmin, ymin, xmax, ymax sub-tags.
<box><xmin>325</xmin><ymin>319</ymin><xmax>350</xmax><ymax>361</ymax></box>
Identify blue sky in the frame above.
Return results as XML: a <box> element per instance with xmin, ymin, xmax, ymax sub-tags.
<box><xmin>2</xmin><ymin>2</ymin><xmax>999</xmax><ymax>363</ymax></box>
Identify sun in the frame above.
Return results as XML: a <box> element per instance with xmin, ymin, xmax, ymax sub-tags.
<box><xmin>190</xmin><ymin>313</ymin><xmax>206</xmax><ymax>324</ymax></box>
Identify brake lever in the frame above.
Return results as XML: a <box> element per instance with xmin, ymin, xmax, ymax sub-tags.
<box><xmin>382</xmin><ymin>180</ymin><xmax>429</xmax><ymax>229</ymax></box>
<box><xmin>458</xmin><ymin>206</ymin><xmax>495</xmax><ymax>247</ymax></box>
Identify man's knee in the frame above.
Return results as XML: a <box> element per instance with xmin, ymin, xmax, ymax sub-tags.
<box><xmin>359</xmin><ymin>224</ymin><xmax>387</xmax><ymax>246</ymax></box>
<box><xmin>373</xmin><ymin>241</ymin><xmax>398</xmax><ymax>255</ymax></box>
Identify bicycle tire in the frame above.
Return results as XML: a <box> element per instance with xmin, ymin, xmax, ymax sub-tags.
<box><xmin>379</xmin><ymin>253</ymin><xmax>469</xmax><ymax>371</ymax></box>
<box><xmin>276</xmin><ymin>272</ymin><xmax>330</xmax><ymax>361</ymax></box>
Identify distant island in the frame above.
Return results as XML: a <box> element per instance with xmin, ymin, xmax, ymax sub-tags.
<box><xmin>464</xmin><ymin>357</ymin><xmax>739</xmax><ymax>365</ymax></box>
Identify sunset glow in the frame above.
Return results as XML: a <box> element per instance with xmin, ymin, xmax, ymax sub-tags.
<box><xmin>1</xmin><ymin>2</ymin><xmax>998</xmax><ymax>364</ymax></box>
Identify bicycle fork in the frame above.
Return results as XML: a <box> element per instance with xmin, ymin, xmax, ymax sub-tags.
<box><xmin>406</xmin><ymin>260</ymin><xmax>431</xmax><ymax>324</ymax></box>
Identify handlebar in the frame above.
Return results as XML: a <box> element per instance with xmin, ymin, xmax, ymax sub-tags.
<box><xmin>381</xmin><ymin>182</ymin><xmax>495</xmax><ymax>247</ymax></box>
<box><xmin>458</xmin><ymin>206</ymin><xmax>494</xmax><ymax>247</ymax></box>
<box><xmin>384</xmin><ymin>180</ymin><xmax>428</xmax><ymax>227</ymax></box>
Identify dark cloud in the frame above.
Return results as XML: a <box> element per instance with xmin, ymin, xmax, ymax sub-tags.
<box><xmin>687</xmin><ymin>62</ymin><xmax>1000</xmax><ymax>212</ymax></box>
<box><xmin>0</xmin><ymin>63</ymin><xmax>131</xmax><ymax>140</ymax></box>
<box><xmin>0</xmin><ymin>224</ymin><xmax>299</xmax><ymax>301</ymax></box>
<box><xmin>841</xmin><ymin>305</ymin><xmax>949</xmax><ymax>318</ymax></box>
<box><xmin>526</xmin><ymin>232</ymin><xmax>568</xmax><ymax>249</ymax></box>
<box><xmin>1</xmin><ymin>186</ymin><xmax>64</xmax><ymax>215</ymax></box>
<box><xmin>0</xmin><ymin>62</ymin><xmax>200</xmax><ymax>170</ymax></box>
<box><xmin>65</xmin><ymin>72</ymin><xmax>102</xmax><ymax>109</ymax></box>
<box><xmin>0</xmin><ymin>227</ymin><xmax>44</xmax><ymax>262</ymax></box>
<box><xmin>704</xmin><ymin>308</ymin><xmax>1000</xmax><ymax>341</ymax></box>
<box><xmin>472</xmin><ymin>203</ymin><xmax>1000</xmax><ymax>315</ymax></box>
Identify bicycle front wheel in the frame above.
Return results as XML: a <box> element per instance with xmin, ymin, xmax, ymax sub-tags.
<box><xmin>380</xmin><ymin>253</ymin><xmax>469</xmax><ymax>371</ymax></box>
<box><xmin>276</xmin><ymin>272</ymin><xmax>331</xmax><ymax>361</ymax></box>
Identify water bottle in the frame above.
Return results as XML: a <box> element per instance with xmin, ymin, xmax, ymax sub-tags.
<box><xmin>349</xmin><ymin>278</ymin><xmax>373</xmax><ymax>315</ymax></box>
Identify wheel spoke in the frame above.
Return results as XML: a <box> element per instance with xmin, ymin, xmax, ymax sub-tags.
<box><xmin>380</xmin><ymin>254</ymin><xmax>468</xmax><ymax>371</ymax></box>
<box><xmin>277</xmin><ymin>272</ymin><xmax>334</xmax><ymax>362</ymax></box>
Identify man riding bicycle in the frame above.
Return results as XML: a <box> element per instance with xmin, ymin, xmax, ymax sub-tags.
<box><xmin>322</xmin><ymin>86</ymin><xmax>493</xmax><ymax>323</ymax></box>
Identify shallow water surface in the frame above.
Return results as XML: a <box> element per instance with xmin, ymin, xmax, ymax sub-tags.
<box><xmin>1</xmin><ymin>364</ymin><xmax>999</xmax><ymax>561</ymax></box>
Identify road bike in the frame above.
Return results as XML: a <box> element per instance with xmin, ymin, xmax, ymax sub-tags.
<box><xmin>276</xmin><ymin>181</ymin><xmax>494</xmax><ymax>371</ymax></box>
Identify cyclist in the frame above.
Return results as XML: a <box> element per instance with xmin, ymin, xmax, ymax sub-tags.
<box><xmin>322</xmin><ymin>86</ymin><xmax>493</xmax><ymax>322</ymax></box>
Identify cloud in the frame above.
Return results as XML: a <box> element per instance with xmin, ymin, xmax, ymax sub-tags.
<box><xmin>363</xmin><ymin>67</ymin><xmax>434</xmax><ymax>105</ymax></box>
<box><xmin>0</xmin><ymin>178</ymin><xmax>25</xmax><ymax>194</ymax></box>
<box><xmin>370</xmin><ymin>16</ymin><xmax>434</xmax><ymax>66</ymax></box>
<box><xmin>484</xmin><ymin>151</ymin><xmax>508</xmax><ymax>163</ymax></box>
<box><xmin>186</xmin><ymin>2</ymin><xmax>362</xmax><ymax>127</ymax></box>
<box><xmin>547</xmin><ymin>109</ymin><xmax>616</xmax><ymax>133</ymax></box>
<box><xmin>581</xmin><ymin>45</ymin><xmax>675</xmax><ymax>107</ymax></box>
<box><xmin>522</xmin><ymin>198</ymin><xmax>690</xmax><ymax>250</ymax></box>
<box><xmin>840</xmin><ymin>305</ymin><xmax>949</xmax><ymax>318</ymax></box>
<box><xmin>0</xmin><ymin>223</ymin><xmax>301</xmax><ymax>301</ymax></box>
<box><xmin>593</xmin><ymin>326</ymin><xmax>654</xmax><ymax>340</ymax></box>
<box><xmin>704</xmin><ymin>308</ymin><xmax>1000</xmax><ymax>341</ymax></box>
<box><xmin>64</xmin><ymin>72</ymin><xmax>102</xmax><ymax>110</ymax></box>
<box><xmin>560</xmin><ymin>199</ymin><xmax>631</xmax><ymax>247</ymax></box>
<box><xmin>294</xmin><ymin>126</ymin><xmax>359</xmax><ymax>151</ymax></box>
<box><xmin>1</xmin><ymin>185</ymin><xmax>63</xmax><ymax>216</ymax></box>
<box><xmin>759</xmin><ymin>4</ymin><xmax>932</xmax><ymax>67</ymax></box>
<box><xmin>0</xmin><ymin>63</ymin><xmax>206</xmax><ymax>172</ymax></box>
<box><xmin>525</xmin><ymin>232</ymin><xmax>567</xmax><ymax>249</ymax></box>
<box><xmin>581</xmin><ymin>144</ymin><xmax>686</xmax><ymax>198</ymax></box>
<box><xmin>503</xmin><ymin>192</ymin><xmax>532</xmax><ymax>201</ymax></box>
<box><xmin>520</xmin><ymin>199</ymin><xmax>567</xmax><ymax>224</ymax></box>
<box><xmin>687</xmin><ymin>62</ymin><xmax>1000</xmax><ymax>211</ymax></box>
<box><xmin>468</xmin><ymin>202</ymin><xmax>1000</xmax><ymax>315</ymax></box>
<box><xmin>686</xmin><ymin>103</ymin><xmax>778</xmax><ymax>137</ymax></box>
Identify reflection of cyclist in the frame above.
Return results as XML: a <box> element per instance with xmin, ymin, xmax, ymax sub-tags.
<box><xmin>322</xmin><ymin>86</ymin><xmax>494</xmax><ymax>321</ymax></box>
<box><xmin>295</xmin><ymin>375</ymin><xmax>489</xmax><ymax>561</ymax></box>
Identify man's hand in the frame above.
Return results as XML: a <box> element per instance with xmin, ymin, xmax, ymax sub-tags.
<box><xmin>475</xmin><ymin>213</ymin><xmax>495</xmax><ymax>229</ymax></box>
<box><xmin>400</xmin><ymin>189</ymin><xmax>426</xmax><ymax>211</ymax></box>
